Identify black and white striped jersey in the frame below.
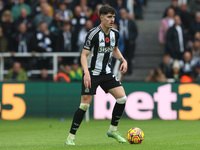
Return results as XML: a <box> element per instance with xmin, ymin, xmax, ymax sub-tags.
<box><xmin>83</xmin><ymin>25</ymin><xmax>119</xmax><ymax>76</ymax></box>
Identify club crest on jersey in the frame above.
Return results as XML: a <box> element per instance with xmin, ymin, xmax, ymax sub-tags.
<box><xmin>111</xmin><ymin>37</ymin><xmax>115</xmax><ymax>43</ymax></box>
<box><xmin>98</xmin><ymin>46</ymin><xmax>114</xmax><ymax>53</ymax></box>
<box><xmin>111</xmin><ymin>37</ymin><xmax>115</xmax><ymax>46</ymax></box>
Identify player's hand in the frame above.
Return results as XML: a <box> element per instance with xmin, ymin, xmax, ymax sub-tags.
<box><xmin>120</xmin><ymin>60</ymin><xmax>127</xmax><ymax>74</ymax></box>
<box><xmin>84</xmin><ymin>71</ymin><xmax>91</xmax><ymax>89</ymax></box>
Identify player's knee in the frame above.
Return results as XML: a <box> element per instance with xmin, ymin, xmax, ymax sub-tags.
<box><xmin>79</xmin><ymin>103</ymin><xmax>90</xmax><ymax>111</ymax></box>
<box><xmin>116</xmin><ymin>96</ymin><xmax>127</xmax><ymax>104</ymax></box>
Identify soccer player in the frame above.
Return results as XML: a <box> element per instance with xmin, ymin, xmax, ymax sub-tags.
<box><xmin>65</xmin><ymin>5</ymin><xmax>128</xmax><ymax>145</ymax></box>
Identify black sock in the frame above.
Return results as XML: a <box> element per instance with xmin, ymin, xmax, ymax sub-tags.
<box><xmin>111</xmin><ymin>102</ymin><xmax>125</xmax><ymax>126</ymax></box>
<box><xmin>70</xmin><ymin>108</ymin><xmax>86</xmax><ymax>135</ymax></box>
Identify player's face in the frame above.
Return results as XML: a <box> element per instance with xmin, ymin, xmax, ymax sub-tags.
<box><xmin>101</xmin><ymin>13</ymin><xmax>115</xmax><ymax>28</ymax></box>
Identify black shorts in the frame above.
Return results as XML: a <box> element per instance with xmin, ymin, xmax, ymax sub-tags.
<box><xmin>81</xmin><ymin>73</ymin><xmax>122</xmax><ymax>95</ymax></box>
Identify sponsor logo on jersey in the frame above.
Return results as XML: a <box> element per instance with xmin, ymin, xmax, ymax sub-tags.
<box><xmin>98</xmin><ymin>46</ymin><xmax>114</xmax><ymax>53</ymax></box>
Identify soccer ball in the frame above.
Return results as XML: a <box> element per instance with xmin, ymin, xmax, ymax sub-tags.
<box><xmin>127</xmin><ymin>127</ymin><xmax>144</xmax><ymax>144</ymax></box>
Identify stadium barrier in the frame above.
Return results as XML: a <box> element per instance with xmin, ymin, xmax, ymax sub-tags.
<box><xmin>0</xmin><ymin>82</ymin><xmax>200</xmax><ymax>120</ymax></box>
<box><xmin>0</xmin><ymin>52</ymin><xmax>81</xmax><ymax>81</ymax></box>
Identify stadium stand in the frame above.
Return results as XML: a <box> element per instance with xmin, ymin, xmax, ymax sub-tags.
<box><xmin>6</xmin><ymin>0</ymin><xmax>200</xmax><ymax>82</ymax></box>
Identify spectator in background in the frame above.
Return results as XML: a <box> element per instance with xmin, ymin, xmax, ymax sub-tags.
<box><xmin>32</xmin><ymin>22</ymin><xmax>53</xmax><ymax>69</ymax></box>
<box><xmin>178</xmin><ymin>0</ymin><xmax>187</xmax><ymax>6</ymax></box>
<box><xmin>77</xmin><ymin>19</ymin><xmax>93</xmax><ymax>52</ymax></box>
<box><xmin>159</xmin><ymin>8</ymin><xmax>175</xmax><ymax>45</ymax></box>
<box><xmin>14</xmin><ymin>8</ymin><xmax>33</xmax><ymax>33</ymax></box>
<box><xmin>57</xmin><ymin>2</ymin><xmax>73</xmax><ymax>22</ymax></box>
<box><xmin>0</xmin><ymin>25</ymin><xmax>9</xmax><ymax>69</ymax></box>
<box><xmin>10</xmin><ymin>23</ymin><xmax>32</xmax><ymax>69</ymax></box>
<box><xmin>49</xmin><ymin>11</ymin><xmax>63</xmax><ymax>60</ymax></box>
<box><xmin>71</xmin><ymin>5</ymin><xmax>86</xmax><ymax>30</ymax></box>
<box><xmin>54</xmin><ymin>64</ymin><xmax>71</xmax><ymax>82</ymax></box>
<box><xmin>112</xmin><ymin>23</ymin><xmax>124</xmax><ymax>81</ymax></box>
<box><xmin>188</xmin><ymin>0</ymin><xmax>200</xmax><ymax>17</ymax></box>
<box><xmin>145</xmin><ymin>68</ymin><xmax>167</xmax><ymax>82</ymax></box>
<box><xmin>192</xmin><ymin>60</ymin><xmax>200</xmax><ymax>81</ymax></box>
<box><xmin>61</xmin><ymin>0</ymin><xmax>73</xmax><ymax>9</ymax></box>
<box><xmin>114</xmin><ymin>23</ymin><xmax>124</xmax><ymax>54</ymax></box>
<box><xmin>11</xmin><ymin>0</ymin><xmax>31</xmax><ymax>20</ymax></box>
<box><xmin>168</xmin><ymin>59</ymin><xmax>182</xmax><ymax>81</ymax></box>
<box><xmin>55</xmin><ymin>22</ymin><xmax>74</xmax><ymax>66</ymax></box>
<box><xmin>163</xmin><ymin>0</ymin><xmax>181</xmax><ymax>17</ymax></box>
<box><xmin>159</xmin><ymin>54</ymin><xmax>173</xmax><ymax>78</ymax></box>
<box><xmin>119</xmin><ymin>8</ymin><xmax>138</xmax><ymax>75</ymax></box>
<box><xmin>91</xmin><ymin>4</ymin><xmax>102</xmax><ymax>25</ymax></box>
<box><xmin>126</xmin><ymin>0</ymin><xmax>134</xmax><ymax>17</ymax></box>
<box><xmin>190</xmin><ymin>38</ymin><xmax>200</xmax><ymax>58</ymax></box>
<box><xmin>0</xmin><ymin>25</ymin><xmax>8</xmax><ymax>53</ymax></box>
<box><xmin>114</xmin><ymin>0</ymin><xmax>127</xmax><ymax>22</ymax></box>
<box><xmin>3</xmin><ymin>0</ymin><xmax>15</xmax><ymax>10</ymax></box>
<box><xmin>165</xmin><ymin>15</ymin><xmax>187</xmax><ymax>59</ymax></box>
<box><xmin>48</xmin><ymin>0</ymin><xmax>59</xmax><ymax>10</ymax></box>
<box><xmin>25</xmin><ymin>0</ymin><xmax>37</xmax><ymax>6</ymax></box>
<box><xmin>33</xmin><ymin>3</ymin><xmax>53</xmax><ymax>28</ymax></box>
<box><xmin>37</xmin><ymin>68</ymin><xmax>52</xmax><ymax>81</ymax></box>
<box><xmin>84</xmin><ymin>0</ymin><xmax>103</xmax><ymax>9</ymax></box>
<box><xmin>80</xmin><ymin>0</ymin><xmax>93</xmax><ymax>18</ymax></box>
<box><xmin>179</xmin><ymin>3</ymin><xmax>192</xmax><ymax>32</ymax></box>
<box><xmin>187</xmin><ymin>31</ymin><xmax>200</xmax><ymax>50</ymax></box>
<box><xmin>71</xmin><ymin>5</ymin><xmax>86</xmax><ymax>51</ymax></box>
<box><xmin>135</xmin><ymin>0</ymin><xmax>144</xmax><ymax>19</ymax></box>
<box><xmin>0</xmin><ymin>0</ymin><xmax>5</xmax><ymax>18</ymax></box>
<box><xmin>103</xmin><ymin>0</ymin><xmax>116</xmax><ymax>6</ymax></box>
<box><xmin>32</xmin><ymin>0</ymin><xmax>54</xmax><ymax>17</ymax></box>
<box><xmin>194</xmin><ymin>31</ymin><xmax>200</xmax><ymax>40</ymax></box>
<box><xmin>73</xmin><ymin>19</ymin><xmax>93</xmax><ymax>64</ymax></box>
<box><xmin>32</xmin><ymin>22</ymin><xmax>52</xmax><ymax>53</ymax></box>
<box><xmin>180</xmin><ymin>75</ymin><xmax>194</xmax><ymax>83</ymax></box>
<box><xmin>5</xmin><ymin>61</ymin><xmax>28</xmax><ymax>81</ymax></box>
<box><xmin>179</xmin><ymin>51</ymin><xmax>196</xmax><ymax>76</ymax></box>
<box><xmin>188</xmin><ymin>12</ymin><xmax>200</xmax><ymax>41</ymax></box>
<box><xmin>69</xmin><ymin>63</ymin><xmax>83</xmax><ymax>81</ymax></box>
<box><xmin>0</xmin><ymin>10</ymin><xmax>14</xmax><ymax>41</ymax></box>
<box><xmin>49</xmin><ymin>11</ymin><xmax>63</xmax><ymax>36</ymax></box>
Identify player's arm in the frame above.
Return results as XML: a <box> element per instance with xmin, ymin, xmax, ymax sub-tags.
<box><xmin>113</xmin><ymin>46</ymin><xmax>127</xmax><ymax>74</ymax></box>
<box><xmin>81</xmin><ymin>49</ymin><xmax>91</xmax><ymax>89</ymax></box>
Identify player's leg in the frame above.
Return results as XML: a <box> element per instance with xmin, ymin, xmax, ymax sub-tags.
<box><xmin>65</xmin><ymin>95</ymin><xmax>93</xmax><ymax>145</ymax></box>
<box><xmin>107</xmin><ymin>86</ymin><xmax>127</xmax><ymax>143</ymax></box>
<box><xmin>109</xmin><ymin>86</ymin><xmax>126</xmax><ymax>128</ymax></box>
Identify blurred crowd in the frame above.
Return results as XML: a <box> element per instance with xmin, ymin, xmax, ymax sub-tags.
<box><xmin>0</xmin><ymin>0</ymin><xmax>144</xmax><ymax>82</ymax></box>
<box><xmin>146</xmin><ymin>0</ymin><xmax>200</xmax><ymax>83</ymax></box>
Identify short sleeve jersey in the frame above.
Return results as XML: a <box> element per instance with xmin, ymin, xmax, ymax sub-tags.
<box><xmin>83</xmin><ymin>25</ymin><xmax>119</xmax><ymax>76</ymax></box>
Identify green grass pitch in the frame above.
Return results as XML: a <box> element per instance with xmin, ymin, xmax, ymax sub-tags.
<box><xmin>0</xmin><ymin>118</ymin><xmax>200</xmax><ymax>150</ymax></box>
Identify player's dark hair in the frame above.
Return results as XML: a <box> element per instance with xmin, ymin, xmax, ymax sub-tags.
<box><xmin>99</xmin><ymin>6</ymin><xmax>117</xmax><ymax>16</ymax></box>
